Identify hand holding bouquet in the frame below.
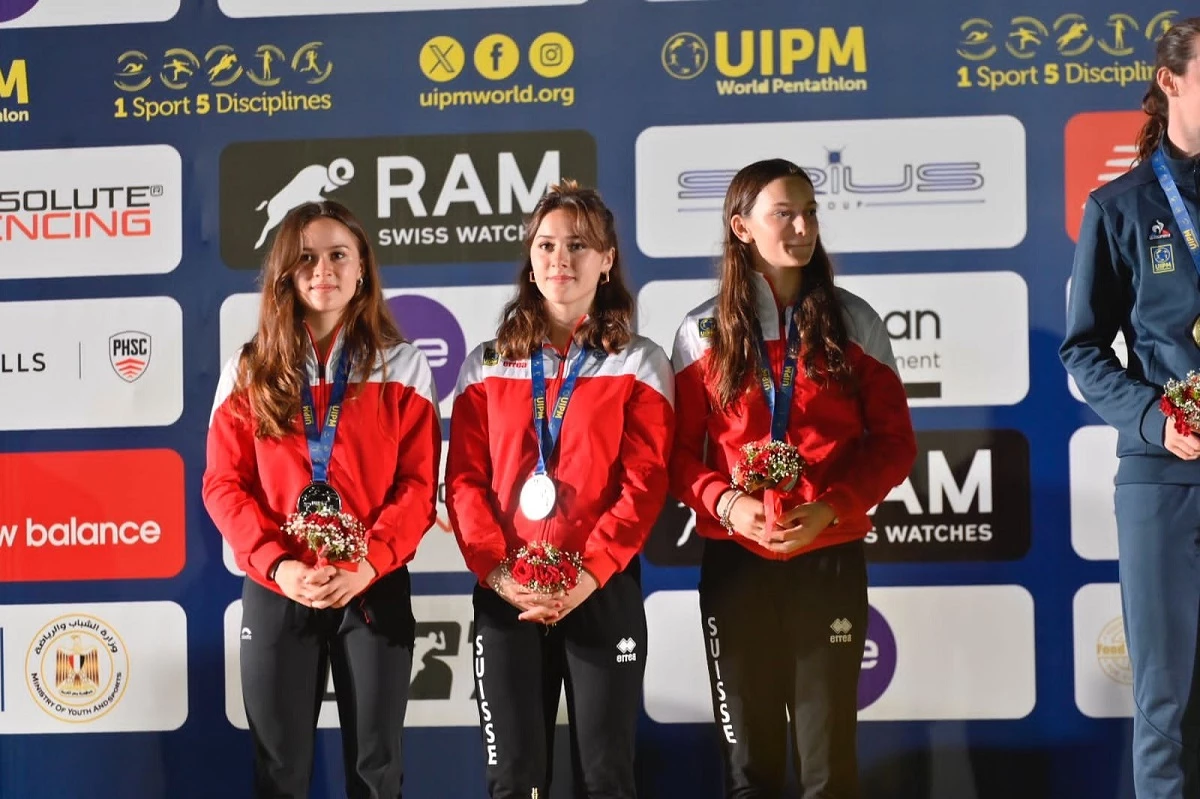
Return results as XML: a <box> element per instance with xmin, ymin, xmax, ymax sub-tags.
<box><xmin>502</xmin><ymin>541</ymin><xmax>583</xmax><ymax>595</ymax></box>
<box><xmin>283</xmin><ymin>508</ymin><xmax>370</xmax><ymax>571</ymax></box>
<box><xmin>730</xmin><ymin>440</ymin><xmax>807</xmax><ymax>533</ymax></box>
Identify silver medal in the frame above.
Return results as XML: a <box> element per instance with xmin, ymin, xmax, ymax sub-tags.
<box><xmin>519</xmin><ymin>473</ymin><xmax>557</xmax><ymax>520</ymax></box>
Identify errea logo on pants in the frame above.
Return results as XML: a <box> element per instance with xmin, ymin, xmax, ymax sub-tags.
<box><xmin>829</xmin><ymin>618</ymin><xmax>853</xmax><ymax>643</ymax></box>
<box><xmin>616</xmin><ymin>638</ymin><xmax>638</xmax><ymax>663</ymax></box>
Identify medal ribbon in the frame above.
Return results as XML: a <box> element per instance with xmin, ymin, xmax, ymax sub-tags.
<box><xmin>1151</xmin><ymin>144</ymin><xmax>1200</xmax><ymax>278</ymax></box>
<box><xmin>753</xmin><ymin>302</ymin><xmax>803</xmax><ymax>442</ymax></box>
<box><xmin>299</xmin><ymin>344</ymin><xmax>351</xmax><ymax>484</ymax></box>
<box><xmin>530</xmin><ymin>345</ymin><xmax>591</xmax><ymax>477</ymax></box>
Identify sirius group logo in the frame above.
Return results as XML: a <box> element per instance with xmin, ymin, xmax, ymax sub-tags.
<box><xmin>635</xmin><ymin>116</ymin><xmax>1026</xmax><ymax>258</ymax></box>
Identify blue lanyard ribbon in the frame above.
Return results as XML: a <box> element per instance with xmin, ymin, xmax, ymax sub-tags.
<box><xmin>1151</xmin><ymin>144</ymin><xmax>1200</xmax><ymax>277</ymax></box>
<box><xmin>753</xmin><ymin>303</ymin><xmax>802</xmax><ymax>442</ymax></box>
<box><xmin>530</xmin><ymin>345</ymin><xmax>591</xmax><ymax>477</ymax></box>
<box><xmin>299</xmin><ymin>346</ymin><xmax>351</xmax><ymax>484</ymax></box>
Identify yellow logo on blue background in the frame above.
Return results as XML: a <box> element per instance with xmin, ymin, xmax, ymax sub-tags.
<box><xmin>1152</xmin><ymin>244</ymin><xmax>1175</xmax><ymax>274</ymax></box>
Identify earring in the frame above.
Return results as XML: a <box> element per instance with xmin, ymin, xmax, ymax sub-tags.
<box><xmin>357</xmin><ymin>277</ymin><xmax>363</xmax><ymax>287</ymax></box>
<box><xmin>600</xmin><ymin>272</ymin><xmax>611</xmax><ymax>285</ymax></box>
<box><xmin>529</xmin><ymin>271</ymin><xmax>536</xmax><ymax>283</ymax></box>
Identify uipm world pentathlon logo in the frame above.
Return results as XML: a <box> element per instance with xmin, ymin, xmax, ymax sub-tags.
<box><xmin>109</xmin><ymin>331</ymin><xmax>152</xmax><ymax>383</ymax></box>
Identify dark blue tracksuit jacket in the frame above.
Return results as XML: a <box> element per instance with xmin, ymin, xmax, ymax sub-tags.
<box><xmin>1062</xmin><ymin>148</ymin><xmax>1200</xmax><ymax>481</ymax></box>
<box><xmin>1061</xmin><ymin>142</ymin><xmax>1200</xmax><ymax>798</ymax></box>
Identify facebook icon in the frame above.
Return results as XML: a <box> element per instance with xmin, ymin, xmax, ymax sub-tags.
<box><xmin>490</xmin><ymin>40</ymin><xmax>505</xmax><ymax>72</ymax></box>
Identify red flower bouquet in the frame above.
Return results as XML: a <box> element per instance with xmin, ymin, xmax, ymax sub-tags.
<box><xmin>731</xmin><ymin>440</ymin><xmax>807</xmax><ymax>533</ymax></box>
<box><xmin>502</xmin><ymin>541</ymin><xmax>583</xmax><ymax>595</ymax></box>
<box><xmin>1161</xmin><ymin>371</ymin><xmax>1200</xmax><ymax>435</ymax></box>
<box><xmin>283</xmin><ymin>508</ymin><xmax>369</xmax><ymax>571</ymax></box>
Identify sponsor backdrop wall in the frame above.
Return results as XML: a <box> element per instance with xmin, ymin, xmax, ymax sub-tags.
<box><xmin>0</xmin><ymin>0</ymin><xmax>1168</xmax><ymax>796</ymax></box>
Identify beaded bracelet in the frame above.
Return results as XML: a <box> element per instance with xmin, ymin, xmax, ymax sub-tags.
<box><xmin>718</xmin><ymin>489</ymin><xmax>744</xmax><ymax>535</ymax></box>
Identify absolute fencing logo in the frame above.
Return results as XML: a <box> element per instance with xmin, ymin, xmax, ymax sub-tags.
<box><xmin>865</xmin><ymin>429</ymin><xmax>1031</xmax><ymax>562</ymax></box>
<box><xmin>219</xmin><ymin>131</ymin><xmax>596</xmax><ymax>267</ymax></box>
<box><xmin>0</xmin><ymin>144</ymin><xmax>182</xmax><ymax>280</ymax></box>
<box><xmin>636</xmin><ymin>116</ymin><xmax>1026</xmax><ymax>258</ymax></box>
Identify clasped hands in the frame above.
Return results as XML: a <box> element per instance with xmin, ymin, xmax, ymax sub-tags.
<box><xmin>486</xmin><ymin>565</ymin><xmax>598</xmax><ymax>626</ymax></box>
<box><xmin>719</xmin><ymin>491</ymin><xmax>837</xmax><ymax>554</ymax></box>
<box><xmin>274</xmin><ymin>559</ymin><xmax>377</xmax><ymax>609</ymax></box>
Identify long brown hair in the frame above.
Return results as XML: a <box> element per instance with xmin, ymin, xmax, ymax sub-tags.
<box><xmin>709</xmin><ymin>158</ymin><xmax>852</xmax><ymax>409</ymax></box>
<box><xmin>1137</xmin><ymin>17</ymin><xmax>1200</xmax><ymax>161</ymax></box>
<box><xmin>235</xmin><ymin>200</ymin><xmax>403</xmax><ymax>438</ymax></box>
<box><xmin>495</xmin><ymin>180</ymin><xmax>634</xmax><ymax>358</ymax></box>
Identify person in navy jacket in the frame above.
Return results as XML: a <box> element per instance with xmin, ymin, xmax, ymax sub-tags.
<box><xmin>669</xmin><ymin>158</ymin><xmax>916</xmax><ymax>797</ymax></box>
<box><xmin>203</xmin><ymin>200</ymin><xmax>440</xmax><ymax>798</ymax></box>
<box><xmin>1061</xmin><ymin>18</ymin><xmax>1200</xmax><ymax>798</ymax></box>
<box><xmin>446</xmin><ymin>180</ymin><xmax>675</xmax><ymax>798</ymax></box>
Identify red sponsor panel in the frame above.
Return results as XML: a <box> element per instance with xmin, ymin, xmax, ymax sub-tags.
<box><xmin>1064</xmin><ymin>111</ymin><xmax>1145</xmax><ymax>242</ymax></box>
<box><xmin>0</xmin><ymin>449</ymin><xmax>185</xmax><ymax>582</ymax></box>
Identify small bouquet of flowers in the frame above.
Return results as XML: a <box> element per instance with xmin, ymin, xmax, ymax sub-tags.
<box><xmin>1160</xmin><ymin>371</ymin><xmax>1200</xmax><ymax>435</ymax></box>
<box><xmin>731</xmin><ymin>440</ymin><xmax>807</xmax><ymax>533</ymax></box>
<box><xmin>502</xmin><ymin>541</ymin><xmax>583</xmax><ymax>595</ymax></box>
<box><xmin>283</xmin><ymin>508</ymin><xmax>370</xmax><ymax>571</ymax></box>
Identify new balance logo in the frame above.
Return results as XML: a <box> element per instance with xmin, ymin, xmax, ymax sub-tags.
<box><xmin>240</xmin><ymin>627</ymin><xmax>253</xmax><ymax>641</ymax></box>
<box><xmin>829</xmin><ymin>618</ymin><xmax>853</xmax><ymax>644</ymax></box>
<box><xmin>616</xmin><ymin>637</ymin><xmax>638</xmax><ymax>663</ymax></box>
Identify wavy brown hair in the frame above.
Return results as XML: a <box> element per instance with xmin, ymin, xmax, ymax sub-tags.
<box><xmin>709</xmin><ymin>158</ymin><xmax>852</xmax><ymax>408</ymax></box>
<box><xmin>1137</xmin><ymin>17</ymin><xmax>1200</xmax><ymax>161</ymax></box>
<box><xmin>495</xmin><ymin>180</ymin><xmax>635</xmax><ymax>358</ymax></box>
<box><xmin>234</xmin><ymin>200</ymin><xmax>403</xmax><ymax>439</ymax></box>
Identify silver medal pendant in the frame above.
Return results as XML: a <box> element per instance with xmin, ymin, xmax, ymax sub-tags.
<box><xmin>297</xmin><ymin>481</ymin><xmax>342</xmax><ymax>514</ymax></box>
<box><xmin>519</xmin><ymin>473</ymin><xmax>557</xmax><ymax>520</ymax></box>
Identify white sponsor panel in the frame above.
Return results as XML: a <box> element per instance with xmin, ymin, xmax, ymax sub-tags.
<box><xmin>635</xmin><ymin>116</ymin><xmax>1027</xmax><ymax>258</ymax></box>
<box><xmin>1069</xmin><ymin>426</ymin><xmax>1119</xmax><ymax>561</ymax></box>
<box><xmin>1065</xmin><ymin>277</ymin><xmax>1128</xmax><ymax>403</ymax></box>
<box><xmin>222</xmin><ymin>444</ymin><xmax>468</xmax><ymax>575</ymax></box>
<box><xmin>637</xmin><ymin>271</ymin><xmax>1029</xmax><ymax>407</ymax></box>
<box><xmin>1073</xmin><ymin>583</ymin><xmax>1133</xmax><ymax>718</ymax></box>
<box><xmin>225</xmin><ymin>595</ymin><xmax>566</xmax><ymax>728</ymax></box>
<box><xmin>0</xmin><ymin>297</ymin><xmax>183</xmax><ymax>431</ymax></box>
<box><xmin>218</xmin><ymin>285</ymin><xmax>513</xmax><ymax>419</ymax></box>
<box><xmin>0</xmin><ymin>145</ymin><xmax>182</xmax><ymax>279</ymax></box>
<box><xmin>0</xmin><ymin>0</ymin><xmax>178</xmax><ymax>27</ymax></box>
<box><xmin>219</xmin><ymin>0</ymin><xmax>584</xmax><ymax>16</ymax></box>
<box><xmin>0</xmin><ymin>602</ymin><xmax>187</xmax><ymax>733</ymax></box>
<box><xmin>644</xmin><ymin>585</ymin><xmax>1036</xmax><ymax>723</ymax></box>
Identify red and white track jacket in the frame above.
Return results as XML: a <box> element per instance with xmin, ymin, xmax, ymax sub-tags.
<box><xmin>446</xmin><ymin>334</ymin><xmax>675</xmax><ymax>587</ymax></box>
<box><xmin>202</xmin><ymin>328</ymin><xmax>442</xmax><ymax>594</ymax></box>
<box><xmin>670</xmin><ymin>273</ymin><xmax>917</xmax><ymax>559</ymax></box>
